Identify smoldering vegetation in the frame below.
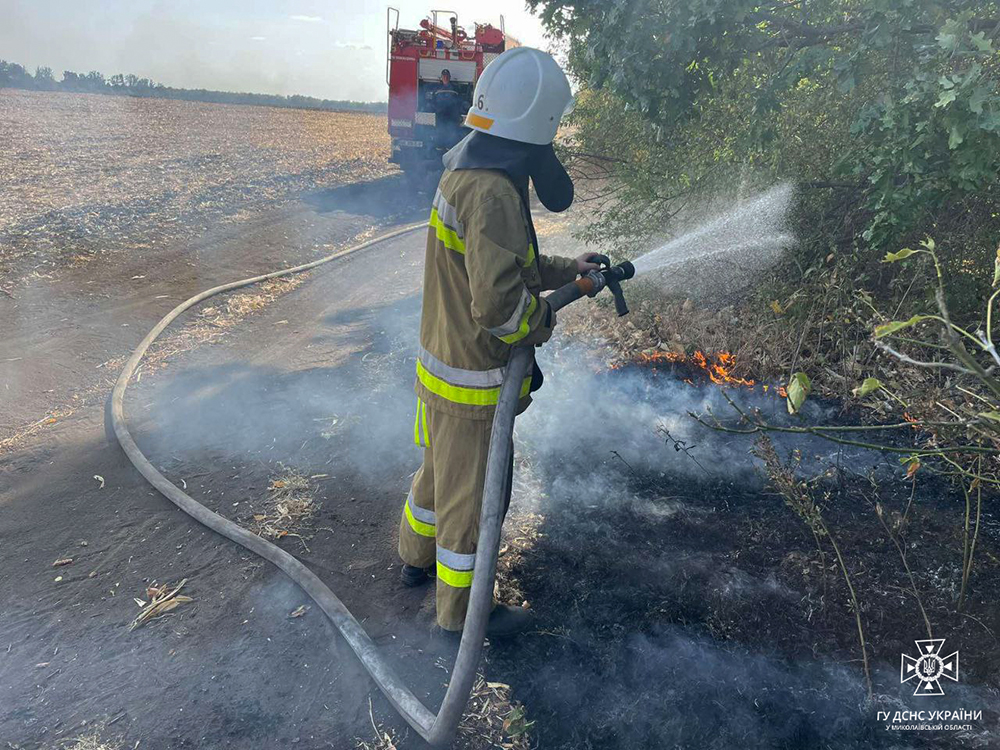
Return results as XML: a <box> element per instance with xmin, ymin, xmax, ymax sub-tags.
<box><xmin>133</xmin><ymin>301</ymin><xmax>894</xmax><ymax>516</ymax></box>
<box><xmin>485</xmin><ymin>344</ymin><xmax>998</xmax><ymax>750</ymax></box>
<box><xmin>519</xmin><ymin>346</ymin><xmax>898</xmax><ymax>489</ymax></box>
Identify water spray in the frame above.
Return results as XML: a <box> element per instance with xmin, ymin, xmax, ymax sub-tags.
<box><xmin>628</xmin><ymin>183</ymin><xmax>795</xmax><ymax>296</ymax></box>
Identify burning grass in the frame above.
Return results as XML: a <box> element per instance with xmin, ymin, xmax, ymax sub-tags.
<box><xmin>613</xmin><ymin>348</ymin><xmax>757</xmax><ymax>387</ymax></box>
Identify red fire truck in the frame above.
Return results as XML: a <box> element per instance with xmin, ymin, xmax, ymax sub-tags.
<box><xmin>385</xmin><ymin>8</ymin><xmax>518</xmax><ymax>180</ymax></box>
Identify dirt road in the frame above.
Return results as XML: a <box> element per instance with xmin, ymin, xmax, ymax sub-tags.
<box><xmin>1</xmin><ymin>176</ymin><xmax>423</xmax><ymax>443</ymax></box>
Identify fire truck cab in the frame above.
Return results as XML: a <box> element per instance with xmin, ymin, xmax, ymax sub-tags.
<box><xmin>386</xmin><ymin>8</ymin><xmax>517</xmax><ymax>183</ymax></box>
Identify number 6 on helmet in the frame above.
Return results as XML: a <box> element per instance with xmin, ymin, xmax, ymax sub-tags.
<box><xmin>464</xmin><ymin>47</ymin><xmax>574</xmax><ymax>146</ymax></box>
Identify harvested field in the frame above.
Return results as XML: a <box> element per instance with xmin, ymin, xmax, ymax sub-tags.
<box><xmin>0</xmin><ymin>89</ymin><xmax>393</xmax><ymax>286</ymax></box>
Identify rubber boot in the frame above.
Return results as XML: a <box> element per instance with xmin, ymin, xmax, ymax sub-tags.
<box><xmin>485</xmin><ymin>604</ymin><xmax>533</xmax><ymax>638</ymax></box>
<box><xmin>400</xmin><ymin>564</ymin><xmax>432</xmax><ymax>587</ymax></box>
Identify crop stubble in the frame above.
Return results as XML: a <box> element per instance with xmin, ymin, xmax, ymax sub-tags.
<box><xmin>0</xmin><ymin>89</ymin><xmax>393</xmax><ymax>283</ymax></box>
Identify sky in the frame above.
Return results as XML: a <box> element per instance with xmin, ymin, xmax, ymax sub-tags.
<box><xmin>0</xmin><ymin>1</ymin><xmax>550</xmax><ymax>102</ymax></box>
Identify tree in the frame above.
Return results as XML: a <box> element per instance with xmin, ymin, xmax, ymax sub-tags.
<box><xmin>0</xmin><ymin>61</ymin><xmax>32</xmax><ymax>88</ymax></box>
<box><xmin>84</xmin><ymin>70</ymin><xmax>107</xmax><ymax>91</ymax></box>
<box><xmin>61</xmin><ymin>71</ymin><xmax>82</xmax><ymax>90</ymax></box>
<box><xmin>34</xmin><ymin>66</ymin><xmax>55</xmax><ymax>90</ymax></box>
<box><xmin>0</xmin><ymin>58</ymin><xmax>386</xmax><ymax>115</ymax></box>
<box><xmin>532</xmin><ymin>0</ymin><xmax>1000</xmax><ymax>304</ymax></box>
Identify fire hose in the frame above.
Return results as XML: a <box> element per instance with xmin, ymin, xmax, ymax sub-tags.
<box><xmin>108</xmin><ymin>222</ymin><xmax>633</xmax><ymax>747</ymax></box>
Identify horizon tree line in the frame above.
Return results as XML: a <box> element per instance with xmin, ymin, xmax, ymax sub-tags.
<box><xmin>0</xmin><ymin>59</ymin><xmax>386</xmax><ymax>114</ymax></box>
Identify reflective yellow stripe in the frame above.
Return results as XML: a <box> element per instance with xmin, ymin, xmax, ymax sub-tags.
<box><xmin>436</xmin><ymin>561</ymin><xmax>474</xmax><ymax>588</ymax></box>
<box><xmin>413</xmin><ymin>398</ymin><xmax>421</xmax><ymax>446</ymax></box>
<box><xmin>417</xmin><ymin>360</ymin><xmax>531</xmax><ymax>406</ymax></box>
<box><xmin>404</xmin><ymin>498</ymin><xmax>435</xmax><ymax>537</ymax></box>
<box><xmin>430</xmin><ymin>207</ymin><xmax>465</xmax><ymax>254</ymax></box>
<box><xmin>421</xmin><ymin>399</ymin><xmax>430</xmax><ymax>446</ymax></box>
<box><xmin>526</xmin><ymin>242</ymin><xmax>536</xmax><ymax>266</ymax></box>
<box><xmin>498</xmin><ymin>295</ymin><xmax>538</xmax><ymax>344</ymax></box>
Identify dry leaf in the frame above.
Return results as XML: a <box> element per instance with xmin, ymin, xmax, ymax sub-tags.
<box><xmin>130</xmin><ymin>579</ymin><xmax>192</xmax><ymax>631</ymax></box>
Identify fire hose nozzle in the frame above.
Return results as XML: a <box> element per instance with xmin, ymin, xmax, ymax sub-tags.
<box><xmin>547</xmin><ymin>259</ymin><xmax>636</xmax><ymax>316</ymax></box>
<box><xmin>596</xmin><ymin>258</ymin><xmax>635</xmax><ymax>316</ymax></box>
<box><xmin>609</xmin><ymin>260</ymin><xmax>636</xmax><ymax>281</ymax></box>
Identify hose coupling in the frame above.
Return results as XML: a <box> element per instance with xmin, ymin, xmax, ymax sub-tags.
<box><xmin>583</xmin><ymin>269</ymin><xmax>607</xmax><ymax>297</ymax></box>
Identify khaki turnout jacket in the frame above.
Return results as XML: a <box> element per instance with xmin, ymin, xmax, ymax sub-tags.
<box><xmin>415</xmin><ymin>168</ymin><xmax>578</xmax><ymax>420</ymax></box>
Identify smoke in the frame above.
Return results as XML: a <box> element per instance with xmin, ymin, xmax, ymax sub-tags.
<box><xmin>490</xmin><ymin>343</ymin><xmax>962</xmax><ymax>750</ymax></box>
<box><xmin>133</xmin><ymin>291</ymin><xmax>424</xmax><ymax>484</ymax></box>
<box><xmin>522</xmin><ymin>623</ymin><xmax>876</xmax><ymax>749</ymax></box>
<box><xmin>517</xmin><ymin>345</ymin><xmax>897</xmax><ymax>492</ymax></box>
<box><xmin>125</xmin><ymin>258</ymin><xmax>930</xmax><ymax>750</ymax></box>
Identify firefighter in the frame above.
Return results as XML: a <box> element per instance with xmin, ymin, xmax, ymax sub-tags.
<box><xmin>429</xmin><ymin>69</ymin><xmax>464</xmax><ymax>148</ymax></box>
<box><xmin>398</xmin><ymin>47</ymin><xmax>600</xmax><ymax>636</ymax></box>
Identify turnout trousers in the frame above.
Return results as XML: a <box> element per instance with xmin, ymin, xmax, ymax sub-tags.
<box><xmin>398</xmin><ymin>397</ymin><xmax>512</xmax><ymax>631</ymax></box>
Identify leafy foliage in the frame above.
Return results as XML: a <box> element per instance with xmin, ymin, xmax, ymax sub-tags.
<box><xmin>536</xmin><ymin>0</ymin><xmax>1000</xmax><ymax>311</ymax></box>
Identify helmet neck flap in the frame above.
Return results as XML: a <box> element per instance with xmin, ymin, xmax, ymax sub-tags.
<box><xmin>442</xmin><ymin>130</ymin><xmax>574</xmax><ymax>214</ymax></box>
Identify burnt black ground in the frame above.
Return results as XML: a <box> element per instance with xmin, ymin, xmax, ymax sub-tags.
<box><xmin>489</xmin><ymin>361</ymin><xmax>1000</xmax><ymax>749</ymax></box>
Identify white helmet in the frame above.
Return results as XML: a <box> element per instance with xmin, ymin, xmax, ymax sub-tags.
<box><xmin>465</xmin><ymin>47</ymin><xmax>573</xmax><ymax>145</ymax></box>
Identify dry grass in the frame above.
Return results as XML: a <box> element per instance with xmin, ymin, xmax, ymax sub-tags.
<box><xmin>140</xmin><ymin>276</ymin><xmax>306</xmax><ymax>372</ymax></box>
<box><xmin>0</xmin><ymin>89</ymin><xmax>393</xmax><ymax>285</ymax></box>
<box><xmin>454</xmin><ymin>674</ymin><xmax>534</xmax><ymax>750</ymax></box>
<box><xmin>242</xmin><ymin>469</ymin><xmax>318</xmax><ymax>550</ymax></box>
<box><xmin>356</xmin><ymin>698</ymin><xmax>402</xmax><ymax>750</ymax></box>
<box><xmin>58</xmin><ymin>729</ymin><xmax>122</xmax><ymax>750</ymax></box>
<box><xmin>128</xmin><ymin>578</ymin><xmax>193</xmax><ymax>632</ymax></box>
<box><xmin>355</xmin><ymin>675</ymin><xmax>534</xmax><ymax>750</ymax></box>
<box><xmin>0</xmin><ymin>405</ymin><xmax>76</xmax><ymax>454</ymax></box>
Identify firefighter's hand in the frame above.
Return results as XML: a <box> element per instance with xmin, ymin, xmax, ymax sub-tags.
<box><xmin>575</xmin><ymin>253</ymin><xmax>602</xmax><ymax>274</ymax></box>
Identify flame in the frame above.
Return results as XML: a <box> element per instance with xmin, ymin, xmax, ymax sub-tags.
<box><xmin>624</xmin><ymin>350</ymin><xmax>756</xmax><ymax>387</ymax></box>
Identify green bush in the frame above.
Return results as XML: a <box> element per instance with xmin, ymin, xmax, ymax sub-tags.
<box><xmin>538</xmin><ymin>0</ymin><xmax>1000</xmax><ymax>316</ymax></box>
